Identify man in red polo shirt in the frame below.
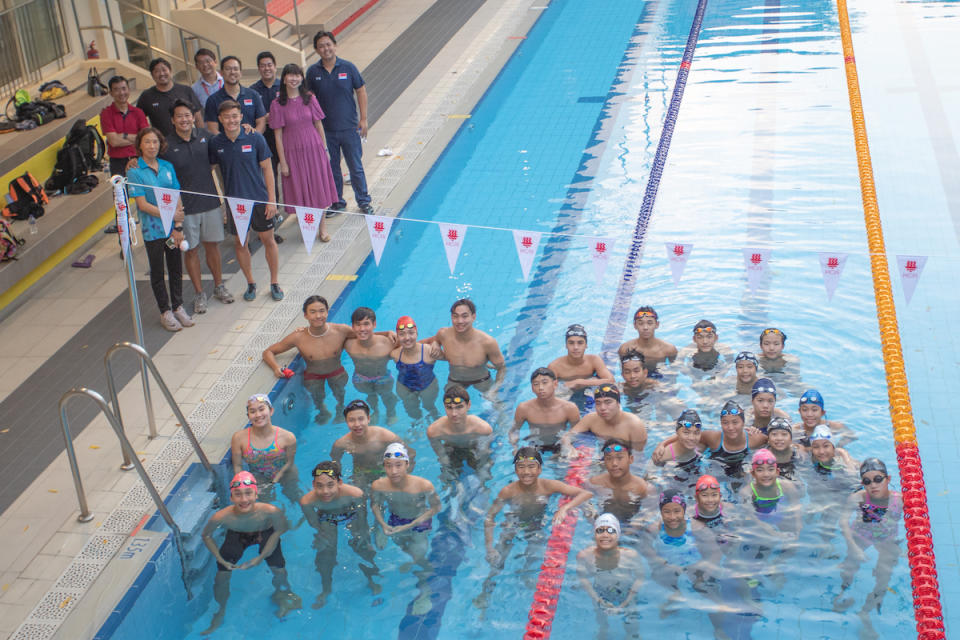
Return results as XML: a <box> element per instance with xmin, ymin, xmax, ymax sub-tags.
<box><xmin>101</xmin><ymin>76</ymin><xmax>148</xmax><ymax>178</ymax></box>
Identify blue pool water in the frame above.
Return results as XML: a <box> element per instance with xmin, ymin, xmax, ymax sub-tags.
<box><xmin>97</xmin><ymin>0</ymin><xmax>958</xmax><ymax>636</ymax></box>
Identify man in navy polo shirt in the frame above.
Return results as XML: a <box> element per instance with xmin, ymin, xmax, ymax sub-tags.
<box><xmin>204</xmin><ymin>56</ymin><xmax>266</xmax><ymax>135</ymax></box>
<box><xmin>208</xmin><ymin>100</ymin><xmax>282</xmax><ymax>302</ymax></box>
<box><xmin>306</xmin><ymin>31</ymin><xmax>373</xmax><ymax>214</ymax></box>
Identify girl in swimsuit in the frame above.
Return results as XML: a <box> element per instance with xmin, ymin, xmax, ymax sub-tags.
<box><xmin>390</xmin><ymin>316</ymin><xmax>440</xmax><ymax>420</ymax></box>
<box><xmin>764</xmin><ymin>418</ymin><xmax>806</xmax><ymax>482</ymax></box>
<box><xmin>834</xmin><ymin>458</ymin><xmax>903</xmax><ymax>620</ymax></box>
<box><xmin>793</xmin><ymin>389</ymin><xmax>855</xmax><ymax>448</ymax></box>
<box><xmin>231</xmin><ymin>394</ymin><xmax>300</xmax><ymax>505</ymax></box>
<box><xmin>802</xmin><ymin>426</ymin><xmax>859</xmax><ymax>554</ymax></box>
<box><xmin>745</xmin><ymin>378</ymin><xmax>789</xmax><ymax>437</ymax></box>
<box><xmin>651</xmin><ymin>409</ymin><xmax>705</xmax><ymax>488</ymax></box>
<box><xmin>738</xmin><ymin>448</ymin><xmax>801</xmax><ymax>536</ymax></box>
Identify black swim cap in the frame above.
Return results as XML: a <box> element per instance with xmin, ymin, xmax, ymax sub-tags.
<box><xmin>676</xmin><ymin>409</ymin><xmax>702</xmax><ymax>430</ymax></box>
<box><xmin>594</xmin><ymin>384</ymin><xmax>621</xmax><ymax>401</ymax></box>
<box><xmin>565</xmin><ymin>324</ymin><xmax>587</xmax><ymax>340</ymax></box>
<box><xmin>513</xmin><ymin>446</ymin><xmax>543</xmax><ymax>466</ymax></box>
<box><xmin>530</xmin><ymin>367</ymin><xmax>556</xmax><ymax>382</ymax></box>
<box><xmin>343</xmin><ymin>399</ymin><xmax>371</xmax><ymax>416</ymax></box>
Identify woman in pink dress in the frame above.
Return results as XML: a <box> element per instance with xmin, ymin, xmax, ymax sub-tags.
<box><xmin>270</xmin><ymin>63</ymin><xmax>338</xmax><ymax>242</ymax></box>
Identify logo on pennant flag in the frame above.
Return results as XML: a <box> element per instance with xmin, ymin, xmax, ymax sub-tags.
<box><xmin>512</xmin><ymin>230</ymin><xmax>541</xmax><ymax>281</ymax></box>
<box><xmin>742</xmin><ymin>248</ymin><xmax>771</xmax><ymax>294</ymax></box>
<box><xmin>237</xmin><ymin>204</ymin><xmax>246</xmax><ymax>214</ymax></box>
<box><xmin>896</xmin><ymin>255</ymin><xmax>927</xmax><ymax>304</ymax></box>
<box><xmin>227</xmin><ymin>197</ymin><xmax>254</xmax><ymax>245</ymax></box>
<box><xmin>153</xmin><ymin>187</ymin><xmax>180</xmax><ymax>235</ymax></box>
<box><xmin>818</xmin><ymin>252</ymin><xmax>848</xmax><ymax>302</ymax></box>
<box><xmin>591</xmin><ymin>237</ymin><xmax>614</xmax><ymax>286</ymax></box>
<box><xmin>366</xmin><ymin>216</ymin><xmax>394</xmax><ymax>265</ymax></box>
<box><xmin>162</xmin><ymin>193</ymin><xmax>171</xmax><ymax>205</ymax></box>
<box><xmin>665</xmin><ymin>243</ymin><xmax>693</xmax><ymax>286</ymax></box>
<box><xmin>438</xmin><ymin>223</ymin><xmax>467</xmax><ymax>275</ymax></box>
<box><xmin>295</xmin><ymin>206</ymin><xmax>321</xmax><ymax>255</ymax></box>
<box><xmin>751</xmin><ymin>253</ymin><xmax>762</xmax><ymax>265</ymax></box>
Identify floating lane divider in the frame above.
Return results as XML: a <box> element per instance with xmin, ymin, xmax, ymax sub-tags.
<box><xmin>834</xmin><ymin>1</ymin><xmax>945</xmax><ymax>638</ymax></box>
<box><xmin>525</xmin><ymin>1</ymin><xmax>710</xmax><ymax>637</ymax></box>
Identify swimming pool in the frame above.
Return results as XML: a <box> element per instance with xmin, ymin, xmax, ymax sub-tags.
<box><xmin>95</xmin><ymin>0</ymin><xmax>935</xmax><ymax>636</ymax></box>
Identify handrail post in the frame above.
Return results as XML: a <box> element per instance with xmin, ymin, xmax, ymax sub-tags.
<box><xmin>292</xmin><ymin>0</ymin><xmax>302</xmax><ymax>50</ymax></box>
<box><xmin>104</xmin><ymin>349</ymin><xmax>135</xmax><ymax>470</ymax></box>
<box><xmin>59</xmin><ymin>391</ymin><xmax>96</xmax><ymax>523</ymax></box>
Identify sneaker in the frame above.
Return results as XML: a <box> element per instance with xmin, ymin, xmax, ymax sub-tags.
<box><xmin>271</xmin><ymin>283</ymin><xmax>284</xmax><ymax>301</ymax></box>
<box><xmin>243</xmin><ymin>283</ymin><xmax>257</xmax><ymax>302</ymax></box>
<box><xmin>327</xmin><ymin>202</ymin><xmax>345</xmax><ymax>218</ymax></box>
<box><xmin>213</xmin><ymin>284</ymin><xmax>235</xmax><ymax>304</ymax></box>
<box><xmin>274</xmin><ymin>233</ymin><xmax>285</xmax><ymax>244</ymax></box>
<box><xmin>160</xmin><ymin>310</ymin><xmax>182</xmax><ymax>332</ymax></box>
<box><xmin>193</xmin><ymin>291</ymin><xmax>208</xmax><ymax>314</ymax></box>
<box><xmin>173</xmin><ymin>305</ymin><xmax>195</xmax><ymax>327</ymax></box>
<box><xmin>360</xmin><ymin>203</ymin><xmax>375</xmax><ymax>214</ymax></box>
<box><xmin>104</xmin><ymin>224</ymin><xmax>118</xmax><ymax>234</ymax></box>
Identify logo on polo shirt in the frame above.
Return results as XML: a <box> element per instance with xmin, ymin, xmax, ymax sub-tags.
<box><xmin>242</xmin><ymin>145</ymin><xmax>252</xmax><ymax>152</ymax></box>
<box><xmin>338</xmin><ymin>73</ymin><xmax>348</xmax><ymax>79</ymax></box>
<box><xmin>243</xmin><ymin>99</ymin><xmax>253</xmax><ymax>106</ymax></box>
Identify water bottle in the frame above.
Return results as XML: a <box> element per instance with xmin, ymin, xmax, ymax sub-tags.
<box><xmin>28</xmin><ymin>214</ymin><xmax>38</xmax><ymax>235</ymax></box>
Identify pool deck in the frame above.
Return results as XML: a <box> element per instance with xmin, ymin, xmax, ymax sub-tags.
<box><xmin>0</xmin><ymin>0</ymin><xmax>548</xmax><ymax>637</ymax></box>
<box><xmin>2</xmin><ymin>0</ymin><xmax>959</xmax><ymax>637</ymax></box>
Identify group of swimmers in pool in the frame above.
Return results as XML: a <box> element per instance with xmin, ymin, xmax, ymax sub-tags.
<box><xmin>199</xmin><ymin>298</ymin><xmax>902</xmax><ymax>638</ymax></box>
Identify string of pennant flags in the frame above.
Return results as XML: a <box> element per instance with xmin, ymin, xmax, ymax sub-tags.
<box><xmin>118</xmin><ymin>180</ymin><xmax>930</xmax><ymax>304</ymax></box>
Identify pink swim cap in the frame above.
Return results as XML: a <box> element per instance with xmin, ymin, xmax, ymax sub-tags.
<box><xmin>230</xmin><ymin>471</ymin><xmax>258</xmax><ymax>491</ymax></box>
<box><xmin>750</xmin><ymin>448</ymin><xmax>777</xmax><ymax>467</ymax></box>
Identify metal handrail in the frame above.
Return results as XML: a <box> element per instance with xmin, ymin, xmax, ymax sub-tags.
<box><xmin>105</xmin><ymin>342</ymin><xmax>214</xmax><ymax>475</ymax></box>
<box><xmin>202</xmin><ymin>0</ymin><xmax>303</xmax><ymax>48</ymax></box>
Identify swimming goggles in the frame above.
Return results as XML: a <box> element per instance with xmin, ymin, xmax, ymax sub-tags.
<box><xmin>677</xmin><ymin>421</ymin><xmax>702</xmax><ymax>429</ymax></box>
<box><xmin>634</xmin><ymin>311</ymin><xmax>657</xmax><ymax>320</ymax></box>
<box><xmin>799</xmin><ymin>394</ymin><xmax>822</xmax><ymax>405</ymax></box>
<box><xmin>761</xmin><ymin>328</ymin><xmax>786</xmax><ymax>339</ymax></box>
<box><xmin>597</xmin><ymin>385</ymin><xmax>618</xmax><ymax>394</ymax></box>
<box><xmin>693</xmin><ymin>327</ymin><xmax>716</xmax><ymax>336</ymax></box>
<box><xmin>602</xmin><ymin>444</ymin><xmax>625</xmax><ymax>453</ymax></box>
<box><xmin>696</xmin><ymin>479</ymin><xmax>720</xmax><ymax>492</ymax></box>
<box><xmin>313</xmin><ymin>468</ymin><xmax>337</xmax><ymax>477</ymax></box>
<box><xmin>620</xmin><ymin>353</ymin><xmax>643</xmax><ymax>363</ymax></box>
<box><xmin>515</xmin><ymin>456</ymin><xmax>540</xmax><ymax>463</ymax></box>
<box><xmin>720</xmin><ymin>407</ymin><xmax>742</xmax><ymax>416</ymax></box>
<box><xmin>444</xmin><ymin>397</ymin><xmax>465</xmax><ymax>405</ymax></box>
<box><xmin>397</xmin><ymin>322</ymin><xmax>416</xmax><ymax>330</ymax></box>
<box><xmin>248</xmin><ymin>394</ymin><xmax>272</xmax><ymax>407</ymax></box>
<box><xmin>230</xmin><ymin>478</ymin><xmax>256</xmax><ymax>488</ymax></box>
<box><xmin>734</xmin><ymin>352</ymin><xmax>758</xmax><ymax>365</ymax></box>
<box><xmin>384</xmin><ymin>451</ymin><xmax>407</xmax><ymax>459</ymax></box>
<box><xmin>595</xmin><ymin>526</ymin><xmax>618</xmax><ymax>535</ymax></box>
<box><xmin>861</xmin><ymin>474</ymin><xmax>886</xmax><ymax>486</ymax></box>
<box><xmin>753</xmin><ymin>386</ymin><xmax>776</xmax><ymax>395</ymax></box>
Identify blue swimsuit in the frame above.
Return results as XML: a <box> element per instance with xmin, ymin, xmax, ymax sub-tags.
<box><xmin>395</xmin><ymin>345</ymin><xmax>436</xmax><ymax>392</ymax></box>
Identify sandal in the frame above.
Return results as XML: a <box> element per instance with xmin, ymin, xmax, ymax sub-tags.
<box><xmin>320</xmin><ymin>233</ymin><xmax>331</xmax><ymax>242</ymax></box>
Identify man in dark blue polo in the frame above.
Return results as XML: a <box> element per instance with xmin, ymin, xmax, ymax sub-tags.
<box><xmin>163</xmin><ymin>99</ymin><xmax>234</xmax><ymax>313</ymax></box>
<box><xmin>250</xmin><ymin>51</ymin><xmax>286</xmax><ymax>245</ymax></box>
<box><xmin>306</xmin><ymin>31</ymin><xmax>373</xmax><ymax>215</ymax></box>
<box><xmin>208</xmin><ymin>100</ymin><xmax>282</xmax><ymax>302</ymax></box>
<box><xmin>204</xmin><ymin>56</ymin><xmax>266</xmax><ymax>135</ymax></box>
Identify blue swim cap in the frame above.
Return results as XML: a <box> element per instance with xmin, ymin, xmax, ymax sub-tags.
<box><xmin>735</xmin><ymin>351</ymin><xmax>759</xmax><ymax>368</ymax></box>
<box><xmin>752</xmin><ymin>378</ymin><xmax>777</xmax><ymax>398</ymax></box>
<box><xmin>798</xmin><ymin>390</ymin><xmax>824</xmax><ymax>410</ymax></box>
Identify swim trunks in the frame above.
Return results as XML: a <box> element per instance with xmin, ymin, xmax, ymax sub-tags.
<box><xmin>353</xmin><ymin>371</ymin><xmax>393</xmax><ymax>386</ymax></box>
<box><xmin>304</xmin><ymin>366</ymin><xmax>347</xmax><ymax>381</ymax></box>
<box><xmin>387</xmin><ymin>513</ymin><xmax>432</xmax><ymax>532</ymax></box>
<box><xmin>316</xmin><ymin>508</ymin><xmax>358</xmax><ymax>525</ymax></box>
<box><xmin>448</xmin><ymin>371</ymin><xmax>491</xmax><ymax>386</ymax></box>
<box><xmin>218</xmin><ymin>527</ymin><xmax>285</xmax><ymax>571</ymax></box>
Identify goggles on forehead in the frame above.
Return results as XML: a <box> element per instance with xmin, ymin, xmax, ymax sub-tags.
<box><xmin>694</xmin><ymin>327</ymin><xmax>716</xmax><ymax>335</ymax></box>
<box><xmin>598</xmin><ymin>385</ymin><xmax>617</xmax><ymax>393</ymax></box>
<box><xmin>313</xmin><ymin>468</ymin><xmax>337</xmax><ymax>477</ymax></box>
<box><xmin>397</xmin><ymin>322</ymin><xmax>416</xmax><ymax>330</ymax></box>
<box><xmin>677</xmin><ymin>421</ymin><xmax>702</xmax><ymax>429</ymax></box>
<box><xmin>754</xmin><ymin>386</ymin><xmax>776</xmax><ymax>395</ymax></box>
<box><xmin>230</xmin><ymin>477</ymin><xmax>256</xmax><ymax>489</ymax></box>
<box><xmin>603</xmin><ymin>444</ymin><xmax>625</xmax><ymax>453</ymax></box>
<box><xmin>444</xmin><ymin>396</ymin><xmax>465</xmax><ymax>405</ymax></box>
<box><xmin>515</xmin><ymin>456</ymin><xmax>540</xmax><ymax>463</ymax></box>
<box><xmin>720</xmin><ymin>407</ymin><xmax>742</xmax><ymax>416</ymax></box>
<box><xmin>620</xmin><ymin>354</ymin><xmax>643</xmax><ymax>363</ymax></box>
<box><xmin>635</xmin><ymin>311</ymin><xmax>657</xmax><ymax>320</ymax></box>
<box><xmin>696</xmin><ymin>479</ymin><xmax>720</xmax><ymax>492</ymax></box>
<box><xmin>762</xmin><ymin>328</ymin><xmax>785</xmax><ymax>338</ymax></box>
<box><xmin>384</xmin><ymin>451</ymin><xmax>407</xmax><ymax>459</ymax></box>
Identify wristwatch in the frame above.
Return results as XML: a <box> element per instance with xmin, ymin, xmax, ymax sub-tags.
<box><xmin>122</xmin><ymin>132</ymin><xmax>128</xmax><ymax>140</ymax></box>
<box><xmin>173</xmin><ymin>226</ymin><xmax>184</xmax><ymax>232</ymax></box>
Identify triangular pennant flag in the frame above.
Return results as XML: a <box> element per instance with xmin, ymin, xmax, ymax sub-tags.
<box><xmin>818</xmin><ymin>252</ymin><xmax>848</xmax><ymax>301</ymax></box>
<box><xmin>896</xmin><ymin>255</ymin><xmax>927</xmax><ymax>304</ymax></box>
<box><xmin>366</xmin><ymin>215</ymin><xmax>394</xmax><ymax>265</ymax></box>
<box><xmin>591</xmin><ymin>237</ymin><xmax>614</xmax><ymax>285</ymax></box>
<box><xmin>112</xmin><ymin>181</ymin><xmax>131</xmax><ymax>258</ymax></box>
<box><xmin>665</xmin><ymin>242</ymin><xmax>693</xmax><ymax>285</ymax></box>
<box><xmin>295</xmin><ymin>206</ymin><xmax>321</xmax><ymax>255</ymax></box>
<box><xmin>227</xmin><ymin>197</ymin><xmax>255</xmax><ymax>246</ymax></box>
<box><xmin>512</xmin><ymin>230</ymin><xmax>541</xmax><ymax>281</ymax></box>
<box><xmin>153</xmin><ymin>187</ymin><xmax>179</xmax><ymax>235</ymax></box>
<box><xmin>742</xmin><ymin>248</ymin><xmax>771</xmax><ymax>294</ymax></box>
<box><xmin>438</xmin><ymin>223</ymin><xmax>467</xmax><ymax>274</ymax></box>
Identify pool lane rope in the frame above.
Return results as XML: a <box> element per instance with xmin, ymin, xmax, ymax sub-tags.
<box><xmin>834</xmin><ymin>0</ymin><xmax>945</xmax><ymax>638</ymax></box>
<box><xmin>524</xmin><ymin>1</ymin><xmax>710</xmax><ymax>637</ymax></box>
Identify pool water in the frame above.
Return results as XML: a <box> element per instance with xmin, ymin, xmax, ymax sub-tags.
<box><xmin>104</xmin><ymin>0</ymin><xmax>928</xmax><ymax>637</ymax></box>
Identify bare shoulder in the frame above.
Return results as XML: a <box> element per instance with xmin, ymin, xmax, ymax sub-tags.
<box><xmin>341</xmin><ymin>483</ymin><xmax>364</xmax><ymax>498</ymax></box>
<box><xmin>277</xmin><ymin>427</ymin><xmax>297</xmax><ymax>444</ymax></box>
<box><xmin>576</xmin><ymin>547</ymin><xmax>595</xmax><ymax>562</ymax></box>
<box><xmin>469</xmin><ymin>415</ymin><xmax>494</xmax><ymax>434</ymax></box>
<box><xmin>371</xmin><ymin>477</ymin><xmax>389</xmax><ymax>492</ymax></box>
<box><xmin>426</xmin><ymin>418</ymin><xmax>445</xmax><ymax>437</ymax></box>
<box><xmin>412</xmin><ymin>475</ymin><xmax>436</xmax><ymax>492</ymax></box>
<box><xmin>372</xmin><ymin>426</ymin><xmax>400</xmax><ymax>442</ymax></box>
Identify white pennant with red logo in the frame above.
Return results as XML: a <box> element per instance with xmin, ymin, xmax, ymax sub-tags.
<box><xmin>591</xmin><ymin>237</ymin><xmax>614</xmax><ymax>285</ymax></box>
<box><xmin>896</xmin><ymin>255</ymin><xmax>927</xmax><ymax>304</ymax></box>
<box><xmin>512</xmin><ymin>230</ymin><xmax>541</xmax><ymax>281</ymax></box>
<box><xmin>438</xmin><ymin>223</ymin><xmax>467</xmax><ymax>274</ymax></box>
<box><xmin>295</xmin><ymin>206</ymin><xmax>321</xmax><ymax>255</ymax></box>
<box><xmin>818</xmin><ymin>252</ymin><xmax>848</xmax><ymax>301</ymax></box>
<box><xmin>366</xmin><ymin>215</ymin><xmax>394</xmax><ymax>265</ymax></box>
<box><xmin>112</xmin><ymin>180</ymin><xmax>131</xmax><ymax>258</ymax></box>
<box><xmin>152</xmin><ymin>187</ymin><xmax>179</xmax><ymax>235</ymax></box>
<box><xmin>665</xmin><ymin>242</ymin><xmax>693</xmax><ymax>285</ymax></box>
<box><xmin>227</xmin><ymin>197</ymin><xmax>254</xmax><ymax>245</ymax></box>
<box><xmin>742</xmin><ymin>248</ymin><xmax>771</xmax><ymax>294</ymax></box>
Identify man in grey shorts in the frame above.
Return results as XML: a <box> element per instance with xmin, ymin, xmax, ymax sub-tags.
<box><xmin>163</xmin><ymin>99</ymin><xmax>234</xmax><ymax>313</ymax></box>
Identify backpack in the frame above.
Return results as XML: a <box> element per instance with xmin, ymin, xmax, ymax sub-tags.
<box><xmin>45</xmin><ymin>120</ymin><xmax>105</xmax><ymax>192</ymax></box>
<box><xmin>15</xmin><ymin>100</ymin><xmax>66</xmax><ymax>126</ymax></box>
<box><xmin>0</xmin><ymin>219</ymin><xmax>25</xmax><ymax>262</ymax></box>
<box><xmin>39</xmin><ymin>80</ymin><xmax>69</xmax><ymax>101</ymax></box>
<box><xmin>2</xmin><ymin>172</ymin><xmax>48</xmax><ymax>220</ymax></box>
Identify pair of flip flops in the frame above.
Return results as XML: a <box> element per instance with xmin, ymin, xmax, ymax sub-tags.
<box><xmin>71</xmin><ymin>254</ymin><xmax>95</xmax><ymax>268</ymax></box>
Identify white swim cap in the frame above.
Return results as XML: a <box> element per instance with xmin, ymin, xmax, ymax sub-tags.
<box><xmin>594</xmin><ymin>513</ymin><xmax>621</xmax><ymax>536</ymax></box>
<box><xmin>383</xmin><ymin>442</ymin><xmax>409</xmax><ymax>461</ymax></box>
<box><xmin>810</xmin><ymin>425</ymin><xmax>833</xmax><ymax>442</ymax></box>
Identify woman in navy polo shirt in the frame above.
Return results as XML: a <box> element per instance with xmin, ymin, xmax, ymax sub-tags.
<box><xmin>127</xmin><ymin>127</ymin><xmax>195</xmax><ymax>332</ymax></box>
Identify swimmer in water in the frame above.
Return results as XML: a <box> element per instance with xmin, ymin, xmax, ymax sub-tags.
<box><xmin>793</xmin><ymin>389</ymin><xmax>855</xmax><ymax>448</ymax></box>
<box><xmin>391</xmin><ymin>315</ymin><xmax>441</xmax><ymax>421</ymax></box>
<box><xmin>676</xmin><ymin>320</ymin><xmax>734</xmax><ymax>375</ymax></box>
<box><xmin>475</xmin><ymin>447</ymin><xmax>592</xmax><ymax>609</ymax></box>
<box><xmin>231</xmin><ymin>394</ymin><xmax>300</xmax><ymax>505</ymax></box>
<box><xmin>618</xmin><ymin>306</ymin><xmax>678</xmax><ymax>379</ymax></box>
<box><xmin>510</xmin><ymin>367</ymin><xmax>580</xmax><ymax>454</ymax></box>
<box><xmin>427</xmin><ymin>384</ymin><xmax>493</xmax><ymax>488</ymax></box>
<box><xmin>651</xmin><ymin>409</ymin><xmax>706</xmax><ymax>475</ymax></box>
<box><xmin>764</xmin><ymin>418</ymin><xmax>806</xmax><ymax>482</ymax></box>
<box><xmin>621</xmin><ymin>349</ymin><xmax>684</xmax><ymax>428</ymax></box>
<box><xmin>299</xmin><ymin>461</ymin><xmax>380</xmax><ymax>607</ymax></box>
<box><xmin>428</xmin><ymin>298</ymin><xmax>506</xmax><ymax>395</ymax></box>
<box><xmin>756</xmin><ymin>327</ymin><xmax>803</xmax><ymax>395</ymax></box>
<box><xmin>587</xmin><ymin>439</ymin><xmax>653</xmax><ymax>534</ymax></box>
<box><xmin>547</xmin><ymin>324</ymin><xmax>615</xmax><ymax>414</ymax></box>
<box><xmin>802</xmin><ymin>426</ymin><xmax>860</xmax><ymax>555</ymax></box>
<box><xmin>370</xmin><ymin>443</ymin><xmax>441</xmax><ymax>615</ymax></box>
<box><xmin>746</xmin><ymin>377</ymin><xmax>789</xmax><ymax>437</ymax></box>
<box><xmin>330</xmin><ymin>399</ymin><xmax>415</xmax><ymax>490</ymax></box>
<box><xmin>833</xmin><ymin>458</ymin><xmax>903</xmax><ymax>626</ymax></box>
<box><xmin>738</xmin><ymin>449</ymin><xmax>801</xmax><ymax>538</ymax></box>
<box><xmin>690</xmin><ymin>475</ymin><xmax>737</xmax><ymax>560</ymax></box>
<box><xmin>263</xmin><ymin>296</ymin><xmax>385</xmax><ymax>424</ymax></box>
<box><xmin>561</xmin><ymin>384</ymin><xmax>648</xmax><ymax>457</ymax></box>
<box><xmin>201</xmin><ymin>472</ymin><xmax>299</xmax><ymax>634</ymax></box>
<box><xmin>577</xmin><ymin>513</ymin><xmax>643</xmax><ymax>639</ymax></box>
<box><xmin>731</xmin><ymin>351</ymin><xmax>760</xmax><ymax>400</ymax></box>
<box><xmin>344</xmin><ymin>307</ymin><xmax>400</xmax><ymax>425</ymax></box>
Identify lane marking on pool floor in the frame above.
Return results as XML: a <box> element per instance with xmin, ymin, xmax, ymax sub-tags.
<box><xmin>834</xmin><ymin>0</ymin><xmax>945</xmax><ymax>636</ymax></box>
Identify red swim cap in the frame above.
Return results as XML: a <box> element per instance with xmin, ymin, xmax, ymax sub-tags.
<box><xmin>396</xmin><ymin>316</ymin><xmax>416</xmax><ymax>330</ymax></box>
<box><xmin>695</xmin><ymin>475</ymin><xmax>720</xmax><ymax>493</ymax></box>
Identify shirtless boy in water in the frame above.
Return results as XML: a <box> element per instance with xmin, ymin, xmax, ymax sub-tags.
<box><xmin>201</xmin><ymin>472</ymin><xmax>299</xmax><ymax>634</ymax></box>
<box><xmin>561</xmin><ymin>384</ymin><xmax>648</xmax><ymax>456</ymax></box>
<box><xmin>577</xmin><ymin>514</ymin><xmax>643</xmax><ymax>640</ymax></box>
<box><xmin>587</xmin><ymin>439</ymin><xmax>652</xmax><ymax>534</ymax></box>
<box><xmin>618</xmin><ymin>306</ymin><xmax>678</xmax><ymax>379</ymax></box>
<box><xmin>330</xmin><ymin>399</ymin><xmax>415</xmax><ymax>489</ymax></box>
<box><xmin>429</xmin><ymin>298</ymin><xmax>506</xmax><ymax>394</ymax></box>
<box><xmin>427</xmin><ymin>384</ymin><xmax>493</xmax><ymax>485</ymax></box>
<box><xmin>547</xmin><ymin>324</ymin><xmax>615</xmax><ymax>414</ymax></box>
<box><xmin>510</xmin><ymin>367</ymin><xmax>580</xmax><ymax>454</ymax></box>
<box><xmin>344</xmin><ymin>307</ymin><xmax>399</xmax><ymax>425</ymax></box>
